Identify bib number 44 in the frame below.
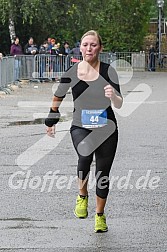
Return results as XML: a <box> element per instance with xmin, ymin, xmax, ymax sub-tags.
<box><xmin>81</xmin><ymin>109</ymin><xmax>107</xmax><ymax>128</ymax></box>
<box><xmin>90</xmin><ymin>115</ymin><xmax>99</xmax><ymax>123</ymax></box>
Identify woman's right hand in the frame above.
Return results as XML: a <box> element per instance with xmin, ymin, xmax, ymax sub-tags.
<box><xmin>46</xmin><ymin>125</ymin><xmax>55</xmax><ymax>137</ymax></box>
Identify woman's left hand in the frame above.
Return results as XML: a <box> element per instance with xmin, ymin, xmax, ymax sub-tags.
<box><xmin>104</xmin><ymin>85</ymin><xmax>116</xmax><ymax>101</ymax></box>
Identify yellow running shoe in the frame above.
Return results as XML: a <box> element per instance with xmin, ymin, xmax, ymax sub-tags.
<box><xmin>94</xmin><ymin>213</ymin><xmax>108</xmax><ymax>232</ymax></box>
<box><xmin>74</xmin><ymin>195</ymin><xmax>88</xmax><ymax>218</ymax></box>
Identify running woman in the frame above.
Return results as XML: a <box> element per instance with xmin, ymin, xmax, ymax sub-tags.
<box><xmin>45</xmin><ymin>30</ymin><xmax>123</xmax><ymax>232</ymax></box>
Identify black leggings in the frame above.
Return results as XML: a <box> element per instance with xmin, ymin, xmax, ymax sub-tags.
<box><xmin>70</xmin><ymin>127</ymin><xmax>118</xmax><ymax>199</ymax></box>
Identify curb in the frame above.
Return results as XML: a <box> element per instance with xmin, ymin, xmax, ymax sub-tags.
<box><xmin>0</xmin><ymin>91</ymin><xmax>6</xmax><ymax>96</ymax></box>
<box><xmin>0</xmin><ymin>84</ymin><xmax>20</xmax><ymax>97</ymax></box>
<box><xmin>10</xmin><ymin>84</ymin><xmax>20</xmax><ymax>91</ymax></box>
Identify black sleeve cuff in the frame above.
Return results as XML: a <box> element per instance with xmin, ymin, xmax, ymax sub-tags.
<box><xmin>45</xmin><ymin>108</ymin><xmax>60</xmax><ymax>127</ymax></box>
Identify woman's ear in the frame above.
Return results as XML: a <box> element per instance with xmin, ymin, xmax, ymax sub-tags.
<box><xmin>100</xmin><ymin>45</ymin><xmax>103</xmax><ymax>53</ymax></box>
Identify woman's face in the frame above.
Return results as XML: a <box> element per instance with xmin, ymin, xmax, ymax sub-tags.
<box><xmin>29</xmin><ymin>38</ymin><xmax>34</xmax><ymax>45</ymax></box>
<box><xmin>15</xmin><ymin>38</ymin><xmax>19</xmax><ymax>44</ymax></box>
<box><xmin>51</xmin><ymin>40</ymin><xmax>55</xmax><ymax>46</ymax></box>
<box><xmin>80</xmin><ymin>35</ymin><xmax>102</xmax><ymax>63</ymax></box>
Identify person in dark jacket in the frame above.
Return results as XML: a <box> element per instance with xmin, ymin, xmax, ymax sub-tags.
<box><xmin>148</xmin><ymin>44</ymin><xmax>155</xmax><ymax>71</ymax></box>
<box><xmin>60</xmin><ymin>41</ymin><xmax>71</xmax><ymax>70</ymax></box>
<box><xmin>24</xmin><ymin>37</ymin><xmax>38</xmax><ymax>55</ymax></box>
<box><xmin>38</xmin><ymin>41</ymin><xmax>50</xmax><ymax>81</ymax></box>
<box><xmin>70</xmin><ymin>41</ymin><xmax>82</xmax><ymax>60</ymax></box>
<box><xmin>24</xmin><ymin>37</ymin><xmax>38</xmax><ymax>78</ymax></box>
<box><xmin>60</xmin><ymin>41</ymin><xmax>70</xmax><ymax>56</ymax></box>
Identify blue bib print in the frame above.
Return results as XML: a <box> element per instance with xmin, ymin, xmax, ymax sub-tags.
<box><xmin>81</xmin><ymin>109</ymin><xmax>107</xmax><ymax>128</ymax></box>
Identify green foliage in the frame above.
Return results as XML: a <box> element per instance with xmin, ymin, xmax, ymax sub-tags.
<box><xmin>0</xmin><ymin>0</ymin><xmax>166</xmax><ymax>54</ymax></box>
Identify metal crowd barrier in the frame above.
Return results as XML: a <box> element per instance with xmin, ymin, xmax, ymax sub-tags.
<box><xmin>1</xmin><ymin>52</ymin><xmax>167</xmax><ymax>91</ymax></box>
<box><xmin>15</xmin><ymin>55</ymin><xmax>35</xmax><ymax>80</ymax></box>
<box><xmin>112</xmin><ymin>52</ymin><xmax>146</xmax><ymax>71</ymax></box>
<box><xmin>0</xmin><ymin>55</ymin><xmax>35</xmax><ymax>90</ymax></box>
<box><xmin>33</xmin><ymin>52</ymin><xmax>146</xmax><ymax>82</ymax></box>
<box><xmin>33</xmin><ymin>53</ymin><xmax>117</xmax><ymax>81</ymax></box>
<box><xmin>0</xmin><ymin>56</ymin><xmax>15</xmax><ymax>91</ymax></box>
<box><xmin>160</xmin><ymin>54</ymin><xmax>167</xmax><ymax>69</ymax></box>
<box><xmin>101</xmin><ymin>52</ymin><xmax>146</xmax><ymax>70</ymax></box>
<box><xmin>146</xmin><ymin>52</ymin><xmax>167</xmax><ymax>71</ymax></box>
<box><xmin>33</xmin><ymin>54</ymin><xmax>72</xmax><ymax>81</ymax></box>
<box><xmin>33</xmin><ymin>54</ymin><xmax>98</xmax><ymax>81</ymax></box>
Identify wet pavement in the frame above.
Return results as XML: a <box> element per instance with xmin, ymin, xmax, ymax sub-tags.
<box><xmin>0</xmin><ymin>72</ymin><xmax>167</xmax><ymax>251</ymax></box>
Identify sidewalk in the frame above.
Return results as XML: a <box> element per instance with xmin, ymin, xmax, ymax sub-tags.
<box><xmin>0</xmin><ymin>72</ymin><xmax>167</xmax><ymax>251</ymax></box>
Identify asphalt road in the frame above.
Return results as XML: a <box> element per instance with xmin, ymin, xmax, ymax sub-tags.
<box><xmin>0</xmin><ymin>71</ymin><xmax>167</xmax><ymax>252</ymax></box>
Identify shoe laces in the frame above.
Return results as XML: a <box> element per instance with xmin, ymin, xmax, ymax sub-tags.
<box><xmin>77</xmin><ymin>196</ymin><xmax>88</xmax><ymax>207</ymax></box>
<box><xmin>96</xmin><ymin>214</ymin><xmax>106</xmax><ymax>224</ymax></box>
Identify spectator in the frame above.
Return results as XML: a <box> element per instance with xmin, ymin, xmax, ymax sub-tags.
<box><xmin>0</xmin><ymin>53</ymin><xmax>3</xmax><ymax>60</ymax></box>
<box><xmin>60</xmin><ymin>41</ymin><xmax>71</xmax><ymax>70</ymax></box>
<box><xmin>10</xmin><ymin>37</ymin><xmax>23</xmax><ymax>56</ymax></box>
<box><xmin>70</xmin><ymin>41</ymin><xmax>82</xmax><ymax>61</ymax></box>
<box><xmin>24</xmin><ymin>37</ymin><xmax>38</xmax><ymax>79</ymax></box>
<box><xmin>47</xmin><ymin>37</ymin><xmax>52</xmax><ymax>50</ymax></box>
<box><xmin>10</xmin><ymin>36</ymin><xmax>23</xmax><ymax>82</ymax></box>
<box><xmin>148</xmin><ymin>44</ymin><xmax>155</xmax><ymax>72</ymax></box>
<box><xmin>50</xmin><ymin>39</ymin><xmax>56</xmax><ymax>50</ymax></box>
<box><xmin>39</xmin><ymin>41</ymin><xmax>50</xmax><ymax>82</ymax></box>
<box><xmin>60</xmin><ymin>41</ymin><xmax>70</xmax><ymax>56</ymax></box>
<box><xmin>24</xmin><ymin>37</ymin><xmax>38</xmax><ymax>55</ymax></box>
<box><xmin>57</xmin><ymin>42</ymin><xmax>61</xmax><ymax>49</ymax></box>
<box><xmin>40</xmin><ymin>41</ymin><xmax>49</xmax><ymax>52</ymax></box>
<box><xmin>50</xmin><ymin>39</ymin><xmax>61</xmax><ymax>80</ymax></box>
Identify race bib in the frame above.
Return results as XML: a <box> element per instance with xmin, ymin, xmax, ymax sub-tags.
<box><xmin>81</xmin><ymin>109</ymin><xmax>107</xmax><ymax>128</ymax></box>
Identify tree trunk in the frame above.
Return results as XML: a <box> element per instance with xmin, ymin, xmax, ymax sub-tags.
<box><xmin>9</xmin><ymin>16</ymin><xmax>16</xmax><ymax>43</ymax></box>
